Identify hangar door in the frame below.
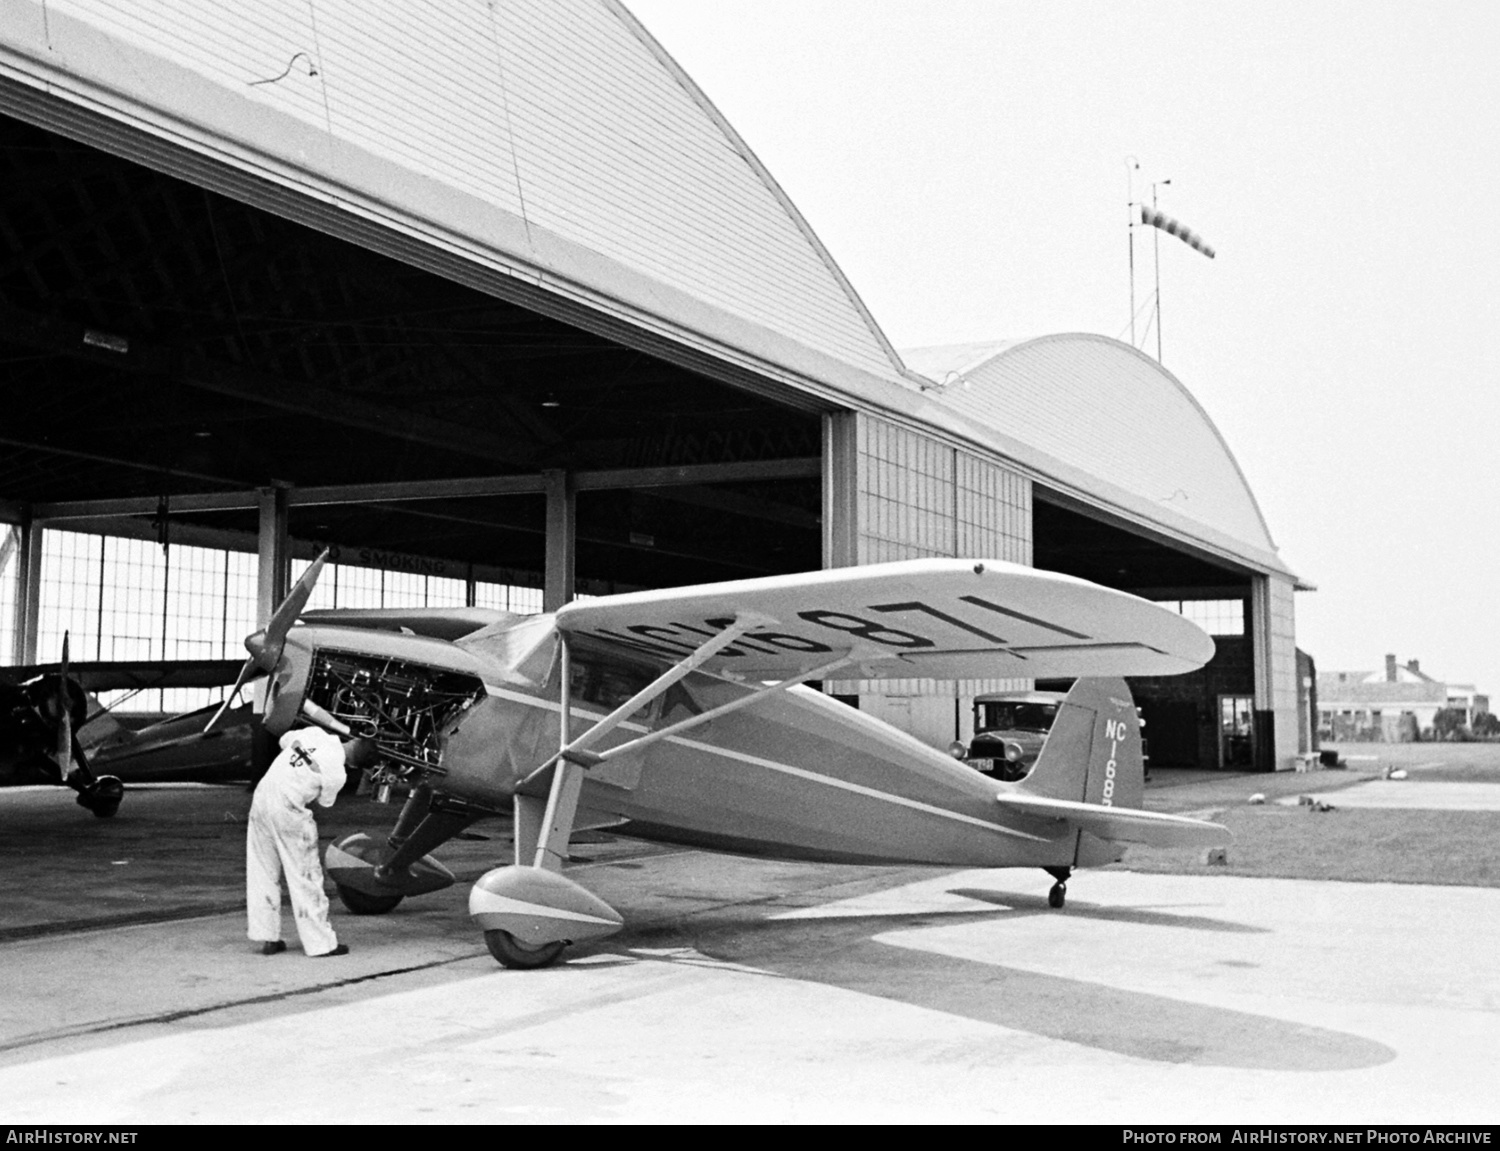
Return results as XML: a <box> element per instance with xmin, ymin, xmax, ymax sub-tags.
<box><xmin>822</xmin><ymin>411</ymin><xmax>1032</xmax><ymax>749</ymax></box>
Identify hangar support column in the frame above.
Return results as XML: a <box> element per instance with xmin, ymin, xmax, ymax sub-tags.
<box><xmin>543</xmin><ymin>469</ymin><xmax>576</xmax><ymax>612</ymax></box>
<box><xmin>822</xmin><ymin>413</ymin><xmax>859</xmax><ymax>569</ymax></box>
<box><xmin>14</xmin><ymin>511</ymin><xmax>42</xmax><ymax>665</ymax></box>
<box><xmin>1251</xmin><ymin>573</ymin><xmax>1300</xmax><ymax>771</ymax></box>
<box><xmin>256</xmin><ymin>487</ymin><xmax>290</xmax><ymax>625</ymax></box>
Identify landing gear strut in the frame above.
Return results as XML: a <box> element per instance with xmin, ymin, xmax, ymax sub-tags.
<box><xmin>1045</xmin><ymin>866</ymin><xmax>1071</xmax><ymax>909</ymax></box>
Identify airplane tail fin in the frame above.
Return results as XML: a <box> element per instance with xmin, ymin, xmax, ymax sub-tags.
<box><xmin>1004</xmin><ymin>677</ymin><xmax>1226</xmax><ymax>854</ymax></box>
<box><xmin>1021</xmin><ymin>677</ymin><xmax>1143</xmax><ymax>810</ymax></box>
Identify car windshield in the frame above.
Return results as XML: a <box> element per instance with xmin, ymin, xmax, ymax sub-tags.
<box><xmin>975</xmin><ymin>702</ymin><xmax>1057</xmax><ymax>733</ymax></box>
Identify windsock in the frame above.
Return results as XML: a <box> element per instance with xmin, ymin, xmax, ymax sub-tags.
<box><xmin>1140</xmin><ymin>206</ymin><xmax>1216</xmax><ymax>259</ymax></box>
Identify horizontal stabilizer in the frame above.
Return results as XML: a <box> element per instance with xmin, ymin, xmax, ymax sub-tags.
<box><xmin>994</xmin><ymin>792</ymin><xmax>1229</xmax><ymax>848</ymax></box>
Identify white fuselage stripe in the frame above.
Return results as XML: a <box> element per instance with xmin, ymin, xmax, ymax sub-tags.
<box><xmin>483</xmin><ymin>683</ymin><xmax>1035</xmax><ymax>841</ymax></box>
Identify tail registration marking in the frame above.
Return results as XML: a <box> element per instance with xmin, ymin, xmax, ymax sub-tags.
<box><xmin>1101</xmin><ymin>717</ymin><xmax>1130</xmax><ymax>806</ymax></box>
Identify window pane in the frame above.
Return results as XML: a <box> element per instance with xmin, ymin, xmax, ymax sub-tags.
<box><xmin>427</xmin><ymin>576</ymin><xmax>467</xmax><ymax>608</ymax></box>
<box><xmin>38</xmin><ymin>530</ymin><xmax>105</xmax><ymax>660</ymax></box>
<box><xmin>1160</xmin><ymin>598</ymin><xmax>1244</xmax><ymax>636</ymax></box>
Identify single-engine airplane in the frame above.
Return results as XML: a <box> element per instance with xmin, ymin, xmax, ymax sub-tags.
<box><xmin>1</xmin><ymin>637</ymin><xmax>126</xmax><ymax>816</ymax></box>
<box><xmin>1</xmin><ymin>652</ymin><xmax>249</xmax><ymax>814</ymax></box>
<box><xmin>224</xmin><ymin>551</ymin><xmax>1230</xmax><ymax>968</ymax></box>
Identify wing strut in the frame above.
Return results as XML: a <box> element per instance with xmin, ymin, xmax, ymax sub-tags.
<box><xmin>541</xmin><ymin>612</ymin><xmax>774</xmax><ymax>775</ymax></box>
<box><xmin>478</xmin><ymin>620</ymin><xmax>855</xmax><ymax>964</ymax></box>
<box><xmin>560</xmin><ymin>652</ymin><xmax>854</xmax><ymax>772</ymax></box>
<box><xmin>518</xmin><ymin>616</ymin><xmax>854</xmax><ymax>869</ymax></box>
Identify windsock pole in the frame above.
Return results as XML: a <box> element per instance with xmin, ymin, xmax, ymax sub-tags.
<box><xmin>1139</xmin><ymin>183</ymin><xmax>1216</xmax><ymax>365</ymax></box>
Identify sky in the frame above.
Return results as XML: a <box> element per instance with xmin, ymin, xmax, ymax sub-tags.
<box><xmin>628</xmin><ymin>0</ymin><xmax>1500</xmax><ymax>694</ymax></box>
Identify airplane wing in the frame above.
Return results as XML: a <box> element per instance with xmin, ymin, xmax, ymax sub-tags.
<box><xmin>995</xmin><ymin>792</ymin><xmax>1229</xmax><ymax>848</ymax></box>
<box><xmin>1</xmin><ymin>659</ymin><xmax>245</xmax><ymax>692</ymax></box>
<box><xmin>554</xmin><ymin>558</ymin><xmax>1214</xmax><ymax>680</ymax></box>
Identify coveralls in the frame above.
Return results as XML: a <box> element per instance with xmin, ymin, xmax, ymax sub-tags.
<box><xmin>246</xmin><ymin>727</ymin><xmax>346</xmax><ymax>955</ymax></box>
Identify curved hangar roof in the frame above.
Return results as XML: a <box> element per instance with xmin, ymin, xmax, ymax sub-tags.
<box><xmin>0</xmin><ymin>0</ymin><xmax>908</xmax><ymax>406</ymax></box>
<box><xmin>903</xmin><ymin>336</ymin><xmax>1293</xmax><ymax>579</ymax></box>
<box><xmin>1</xmin><ymin>2</ymin><xmax>1293</xmax><ymax>580</ymax></box>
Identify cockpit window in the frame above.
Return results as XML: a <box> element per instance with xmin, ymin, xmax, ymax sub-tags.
<box><xmin>569</xmin><ymin>657</ymin><xmax>655</xmax><ymax>714</ymax></box>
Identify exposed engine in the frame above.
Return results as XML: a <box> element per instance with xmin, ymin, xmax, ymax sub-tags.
<box><xmin>303</xmin><ymin>648</ymin><xmax>486</xmax><ymax>788</ymax></box>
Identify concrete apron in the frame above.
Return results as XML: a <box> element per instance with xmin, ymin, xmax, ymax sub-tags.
<box><xmin>1</xmin><ymin>862</ymin><xmax>1498</xmax><ymax>1124</ymax></box>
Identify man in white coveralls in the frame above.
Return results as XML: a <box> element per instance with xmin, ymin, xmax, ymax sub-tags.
<box><xmin>247</xmin><ymin>725</ymin><xmax>362</xmax><ymax>957</ymax></box>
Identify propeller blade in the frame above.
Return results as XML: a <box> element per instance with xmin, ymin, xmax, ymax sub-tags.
<box><xmin>209</xmin><ymin>550</ymin><xmax>331</xmax><ymax>734</ymax></box>
<box><xmin>204</xmin><ymin>656</ymin><xmax>256</xmax><ymax>734</ymax></box>
<box><xmin>55</xmin><ymin>631</ymin><xmax>72</xmax><ymax>776</ymax></box>
<box><xmin>248</xmin><ymin>549</ymin><xmax>330</xmax><ymax>673</ymax></box>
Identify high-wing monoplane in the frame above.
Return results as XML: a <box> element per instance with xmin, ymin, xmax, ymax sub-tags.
<box><xmin>231</xmin><ymin>553</ymin><xmax>1229</xmax><ymax>968</ymax></box>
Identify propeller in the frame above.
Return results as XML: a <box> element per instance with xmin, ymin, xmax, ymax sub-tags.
<box><xmin>205</xmin><ymin>549</ymin><xmax>330</xmax><ymax>733</ymax></box>
<box><xmin>50</xmin><ymin>632</ymin><xmax>124</xmax><ymax>817</ymax></box>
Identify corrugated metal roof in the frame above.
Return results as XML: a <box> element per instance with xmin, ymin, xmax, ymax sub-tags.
<box><xmin>904</xmin><ymin>335</ymin><xmax>1281</xmax><ymax>560</ymax></box>
<box><xmin>3</xmin><ymin>0</ymin><xmax>903</xmax><ymax>386</ymax></box>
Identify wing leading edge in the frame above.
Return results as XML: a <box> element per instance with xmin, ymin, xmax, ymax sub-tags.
<box><xmin>555</xmin><ymin>559</ymin><xmax>1214</xmax><ymax>681</ymax></box>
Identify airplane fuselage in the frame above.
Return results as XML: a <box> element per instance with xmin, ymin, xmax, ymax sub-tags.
<box><xmin>437</xmin><ymin>673</ymin><xmax>1083</xmax><ymax>870</ymax></box>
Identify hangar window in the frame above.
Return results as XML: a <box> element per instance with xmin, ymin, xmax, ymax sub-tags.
<box><xmin>291</xmin><ymin>559</ymin><xmax>382</xmax><ymax>610</ymax></box>
<box><xmin>38</xmin><ymin>530</ymin><xmax>105</xmax><ymax>661</ymax></box>
<box><xmin>428</xmin><ymin>577</ymin><xmax>468</xmax><ymax>607</ymax></box>
<box><xmin>384</xmin><ymin>569</ymin><xmax>428</xmax><ymax>607</ymax></box>
<box><xmin>1157</xmin><ymin>599</ymin><xmax>1244</xmax><ymax>636</ymax></box>
<box><xmin>473</xmin><ymin>582</ymin><xmax>542</xmax><ymax>614</ymax></box>
<box><xmin>290</xmin><ymin>560</ymin><xmax>536</xmax><ymax>613</ymax></box>
<box><xmin>23</xmin><ymin>532</ymin><xmax>551</xmax><ymax>714</ymax></box>
<box><xmin>35</xmin><ymin>531</ymin><xmax>258</xmax><ymax>715</ymax></box>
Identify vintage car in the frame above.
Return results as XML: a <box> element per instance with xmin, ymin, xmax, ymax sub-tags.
<box><xmin>954</xmin><ymin>690</ymin><xmax>1065</xmax><ymax>782</ymax></box>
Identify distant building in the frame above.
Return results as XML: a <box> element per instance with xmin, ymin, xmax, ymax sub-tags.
<box><xmin>1317</xmin><ymin>655</ymin><xmax>1488</xmax><ymax>741</ymax></box>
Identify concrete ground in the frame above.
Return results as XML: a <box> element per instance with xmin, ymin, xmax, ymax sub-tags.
<box><xmin>2</xmin><ymin>766</ymin><xmax>1499</xmax><ymax>1124</ymax></box>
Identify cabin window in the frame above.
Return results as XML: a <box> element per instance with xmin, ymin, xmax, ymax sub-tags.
<box><xmin>569</xmin><ymin>657</ymin><xmax>655</xmax><ymax>714</ymax></box>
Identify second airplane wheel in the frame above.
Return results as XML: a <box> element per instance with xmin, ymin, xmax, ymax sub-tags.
<box><xmin>484</xmin><ymin>929</ymin><xmax>566</xmax><ymax>970</ymax></box>
<box><xmin>336</xmin><ymin>884</ymin><xmax>403</xmax><ymax>915</ymax></box>
<box><xmin>1048</xmin><ymin>882</ymin><xmax>1066</xmax><ymax>909</ymax></box>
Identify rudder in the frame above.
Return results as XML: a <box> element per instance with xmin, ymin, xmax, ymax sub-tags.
<box><xmin>1022</xmin><ymin>678</ymin><xmax>1145</xmax><ymax>811</ymax></box>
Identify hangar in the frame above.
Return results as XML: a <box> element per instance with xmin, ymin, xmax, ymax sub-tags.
<box><xmin>0</xmin><ymin>1</ymin><xmax>1308</xmax><ymax>770</ymax></box>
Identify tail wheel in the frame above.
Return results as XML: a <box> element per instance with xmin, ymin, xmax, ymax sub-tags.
<box><xmin>336</xmin><ymin>884</ymin><xmax>403</xmax><ymax>915</ymax></box>
<box><xmin>484</xmin><ymin>929</ymin><xmax>566</xmax><ymax>970</ymax></box>
<box><xmin>1048</xmin><ymin>882</ymin><xmax>1067</xmax><ymax>909</ymax></box>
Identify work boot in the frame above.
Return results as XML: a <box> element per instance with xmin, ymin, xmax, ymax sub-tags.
<box><xmin>258</xmin><ymin>940</ymin><xmax>286</xmax><ymax>956</ymax></box>
<box><xmin>313</xmin><ymin>944</ymin><xmax>349</xmax><ymax>958</ymax></box>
